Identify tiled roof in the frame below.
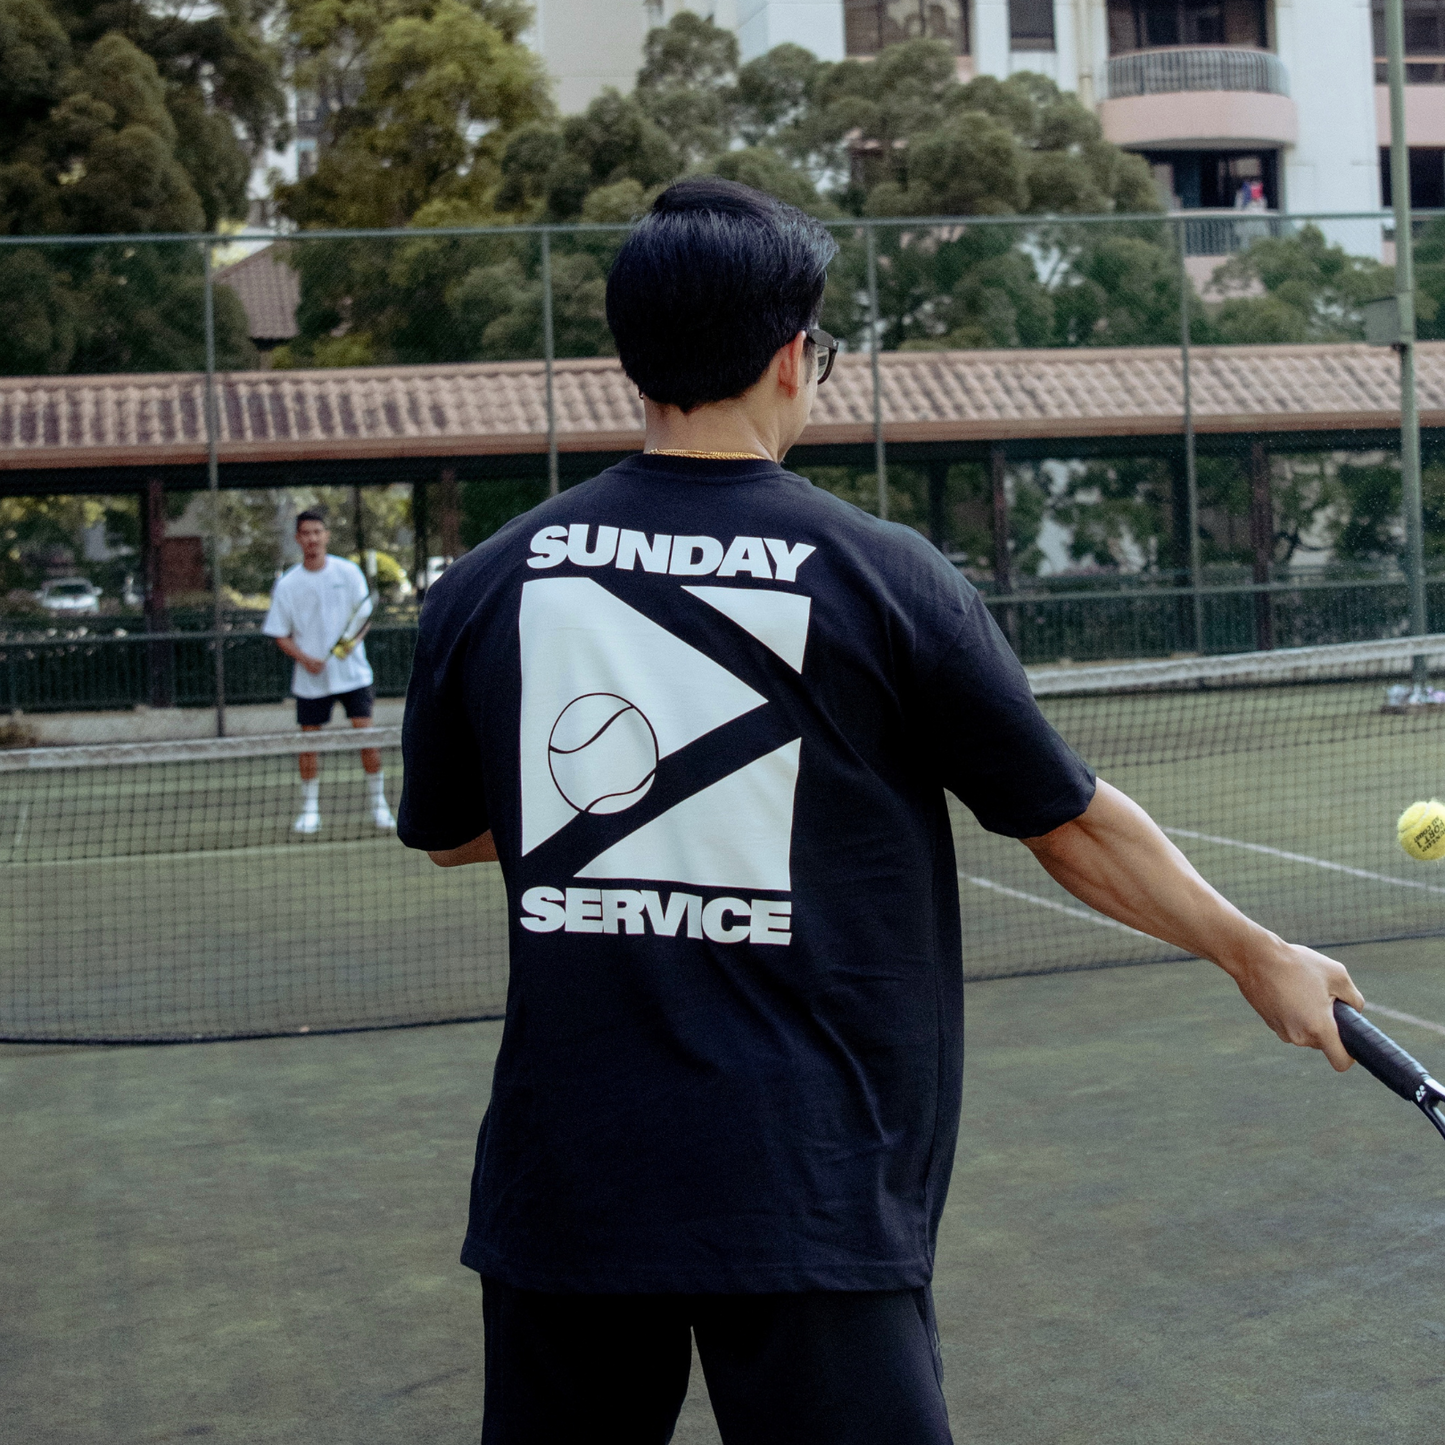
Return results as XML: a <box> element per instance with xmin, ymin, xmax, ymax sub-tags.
<box><xmin>213</xmin><ymin>246</ymin><xmax>300</xmax><ymax>343</ymax></box>
<box><xmin>1</xmin><ymin>343</ymin><xmax>1441</xmax><ymax>473</ymax></box>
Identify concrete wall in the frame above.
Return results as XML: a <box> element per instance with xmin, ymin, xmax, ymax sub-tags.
<box><xmin>529</xmin><ymin>0</ymin><xmax>653</xmax><ymax>115</ymax></box>
<box><xmin>1275</xmin><ymin>0</ymin><xmax>1381</xmax><ymax>213</ymax></box>
<box><xmin>736</xmin><ymin>0</ymin><xmax>843</xmax><ymax>60</ymax></box>
<box><xmin>1375</xmin><ymin>84</ymin><xmax>1445</xmax><ymax>147</ymax></box>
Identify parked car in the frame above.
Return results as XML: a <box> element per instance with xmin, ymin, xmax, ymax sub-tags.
<box><xmin>36</xmin><ymin>578</ymin><xmax>102</xmax><ymax>614</ymax></box>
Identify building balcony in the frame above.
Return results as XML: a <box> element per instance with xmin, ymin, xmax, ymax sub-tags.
<box><xmin>1106</xmin><ymin>45</ymin><xmax>1288</xmax><ymax>99</ymax></box>
<box><xmin>1099</xmin><ymin>47</ymin><xmax>1297</xmax><ymax>150</ymax></box>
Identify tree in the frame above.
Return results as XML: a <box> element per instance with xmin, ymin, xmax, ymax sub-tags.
<box><xmin>276</xmin><ymin>0</ymin><xmax>552</xmax><ymax>230</ymax></box>
<box><xmin>1203</xmin><ymin>225</ymin><xmax>1397</xmax><ymax>344</ymax></box>
<box><xmin>0</xmin><ymin>0</ymin><xmax>282</xmax><ymax>374</ymax></box>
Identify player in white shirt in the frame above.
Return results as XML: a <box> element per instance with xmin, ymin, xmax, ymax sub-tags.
<box><xmin>263</xmin><ymin>510</ymin><xmax>396</xmax><ymax>833</ymax></box>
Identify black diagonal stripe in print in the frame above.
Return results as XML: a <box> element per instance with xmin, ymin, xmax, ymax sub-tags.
<box><xmin>597</xmin><ymin>570</ymin><xmax>815</xmax><ymax>716</ymax></box>
<box><xmin>527</xmin><ymin>704</ymin><xmax>800</xmax><ymax>882</ymax></box>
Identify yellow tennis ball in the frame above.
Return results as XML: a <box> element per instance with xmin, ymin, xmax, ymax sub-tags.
<box><xmin>1399</xmin><ymin>800</ymin><xmax>1445</xmax><ymax>861</ymax></box>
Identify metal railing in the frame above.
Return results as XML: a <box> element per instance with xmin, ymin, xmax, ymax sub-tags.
<box><xmin>8</xmin><ymin>579</ymin><xmax>1445</xmax><ymax>714</ymax></box>
<box><xmin>1179</xmin><ymin>209</ymin><xmax>1292</xmax><ymax>256</ymax></box>
<box><xmin>1105</xmin><ymin>46</ymin><xmax>1289</xmax><ymax>99</ymax></box>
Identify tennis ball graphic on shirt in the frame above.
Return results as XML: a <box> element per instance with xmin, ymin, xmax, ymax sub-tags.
<box><xmin>548</xmin><ymin>693</ymin><xmax>659</xmax><ymax>815</ymax></box>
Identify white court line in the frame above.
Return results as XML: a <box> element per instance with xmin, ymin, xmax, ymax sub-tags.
<box><xmin>1361</xmin><ymin>1003</ymin><xmax>1445</xmax><ymax>1038</ymax></box>
<box><xmin>1163</xmin><ymin>828</ymin><xmax>1445</xmax><ymax>897</ymax></box>
<box><xmin>0</xmin><ymin>835</ymin><xmax>395</xmax><ymax>870</ymax></box>
<box><xmin>8</xmin><ymin>801</ymin><xmax>29</xmax><ymax>861</ymax></box>
<box><xmin>964</xmin><ymin>870</ymin><xmax>1445</xmax><ymax>1039</ymax></box>
<box><xmin>960</xmin><ymin>873</ymin><xmax>1144</xmax><ymax>934</ymax></box>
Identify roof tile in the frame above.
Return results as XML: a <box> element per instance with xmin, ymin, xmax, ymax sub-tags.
<box><xmin>1</xmin><ymin>343</ymin><xmax>1441</xmax><ymax>472</ymax></box>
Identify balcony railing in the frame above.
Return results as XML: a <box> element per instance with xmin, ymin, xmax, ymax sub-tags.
<box><xmin>1175</xmin><ymin>209</ymin><xmax>1291</xmax><ymax>257</ymax></box>
<box><xmin>1106</xmin><ymin>46</ymin><xmax>1289</xmax><ymax>100</ymax></box>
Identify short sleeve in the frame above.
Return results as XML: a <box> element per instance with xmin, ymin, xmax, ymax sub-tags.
<box><xmin>397</xmin><ymin>609</ymin><xmax>490</xmax><ymax>852</ymax></box>
<box><xmin>262</xmin><ymin>579</ymin><xmax>291</xmax><ymax>639</ymax></box>
<box><xmin>916</xmin><ymin>592</ymin><xmax>1095</xmax><ymax>839</ymax></box>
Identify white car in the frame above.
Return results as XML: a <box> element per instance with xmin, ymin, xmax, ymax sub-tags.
<box><xmin>37</xmin><ymin>578</ymin><xmax>102</xmax><ymax>614</ymax></box>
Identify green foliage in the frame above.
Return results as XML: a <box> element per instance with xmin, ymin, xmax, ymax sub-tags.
<box><xmin>0</xmin><ymin>240</ymin><xmax>255</xmax><ymax>373</ymax></box>
<box><xmin>279</xmin><ymin>15</ymin><xmax>1168</xmax><ymax>372</ymax></box>
<box><xmin>1053</xmin><ymin>458</ymin><xmax>1178</xmax><ymax>573</ymax></box>
<box><xmin>0</xmin><ymin>0</ymin><xmax>281</xmax><ymax>373</ymax></box>
<box><xmin>276</xmin><ymin>0</ymin><xmax>552</xmax><ymax>230</ymax></box>
<box><xmin>1202</xmin><ymin>225</ymin><xmax>1398</xmax><ymax>344</ymax></box>
<box><xmin>461</xmin><ymin>477</ymin><xmax>548</xmax><ymax>546</ymax></box>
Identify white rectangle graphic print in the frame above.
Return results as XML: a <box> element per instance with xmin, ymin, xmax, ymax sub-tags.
<box><xmin>519</xmin><ymin>578</ymin><xmax>767</xmax><ymax>857</ymax></box>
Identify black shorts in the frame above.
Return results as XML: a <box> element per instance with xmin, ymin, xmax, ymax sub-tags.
<box><xmin>478</xmin><ymin>1278</ymin><xmax>952</xmax><ymax>1445</ymax></box>
<box><xmin>295</xmin><ymin>685</ymin><xmax>374</xmax><ymax>727</ymax></box>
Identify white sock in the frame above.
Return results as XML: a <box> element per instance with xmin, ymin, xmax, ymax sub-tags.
<box><xmin>300</xmin><ymin>779</ymin><xmax>320</xmax><ymax>812</ymax></box>
<box><xmin>367</xmin><ymin>772</ymin><xmax>386</xmax><ymax>804</ymax></box>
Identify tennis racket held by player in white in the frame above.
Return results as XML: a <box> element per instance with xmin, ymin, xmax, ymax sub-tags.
<box><xmin>1333</xmin><ymin>1000</ymin><xmax>1445</xmax><ymax>1143</ymax></box>
<box><xmin>330</xmin><ymin>587</ymin><xmax>375</xmax><ymax>660</ymax></box>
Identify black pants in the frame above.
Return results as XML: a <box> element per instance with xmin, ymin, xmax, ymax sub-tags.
<box><xmin>480</xmin><ymin>1278</ymin><xmax>954</xmax><ymax>1445</ymax></box>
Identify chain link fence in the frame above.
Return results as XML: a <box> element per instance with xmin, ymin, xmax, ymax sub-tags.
<box><xmin>1</xmin><ymin>208</ymin><xmax>1439</xmax><ymax>740</ymax></box>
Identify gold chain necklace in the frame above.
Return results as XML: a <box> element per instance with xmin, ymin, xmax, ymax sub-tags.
<box><xmin>645</xmin><ymin>448</ymin><xmax>769</xmax><ymax>461</ymax></box>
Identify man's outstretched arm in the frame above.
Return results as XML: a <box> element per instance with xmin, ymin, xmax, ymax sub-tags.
<box><xmin>1023</xmin><ymin>779</ymin><xmax>1365</xmax><ymax>1071</ymax></box>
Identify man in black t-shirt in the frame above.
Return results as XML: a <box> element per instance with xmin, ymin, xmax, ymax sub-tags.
<box><xmin>399</xmin><ymin>179</ymin><xmax>1364</xmax><ymax>1445</ymax></box>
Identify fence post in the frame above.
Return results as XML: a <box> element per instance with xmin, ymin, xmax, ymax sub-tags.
<box><xmin>1248</xmin><ymin>438</ymin><xmax>1275</xmax><ymax>651</ymax></box>
<box><xmin>438</xmin><ymin>467</ymin><xmax>461</xmax><ymax>562</ymax></box>
<box><xmin>541</xmin><ymin>228</ymin><xmax>559</xmax><ymax>498</ymax></box>
<box><xmin>201</xmin><ymin>238</ymin><xmax>226</xmax><ymax>737</ymax></box>
<box><xmin>1386</xmin><ymin>0</ymin><xmax>1429</xmax><ymax>684</ymax></box>
<box><xmin>1175</xmin><ymin>217</ymin><xmax>1205</xmax><ymax>653</ymax></box>
<box><xmin>927</xmin><ymin>460</ymin><xmax>949</xmax><ymax>549</ymax></box>
<box><xmin>412</xmin><ymin>479</ymin><xmax>430</xmax><ymax>600</ymax></box>
<box><xmin>865</xmin><ymin>224</ymin><xmax>888</xmax><ymax>521</ymax></box>
<box><xmin>140</xmin><ymin>476</ymin><xmax>173</xmax><ymax>707</ymax></box>
<box><xmin>990</xmin><ymin>443</ymin><xmax>1019</xmax><ymax>654</ymax></box>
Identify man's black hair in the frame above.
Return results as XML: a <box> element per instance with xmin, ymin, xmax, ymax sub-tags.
<box><xmin>295</xmin><ymin>509</ymin><xmax>327</xmax><ymax>529</ymax></box>
<box><xmin>605</xmin><ymin>177</ymin><xmax>838</xmax><ymax>413</ymax></box>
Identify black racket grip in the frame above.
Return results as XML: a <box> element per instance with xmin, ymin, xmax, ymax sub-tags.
<box><xmin>1333</xmin><ymin>1001</ymin><xmax>1430</xmax><ymax>1101</ymax></box>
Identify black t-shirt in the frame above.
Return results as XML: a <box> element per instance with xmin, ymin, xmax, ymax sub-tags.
<box><xmin>399</xmin><ymin>453</ymin><xmax>1094</xmax><ymax>1293</ymax></box>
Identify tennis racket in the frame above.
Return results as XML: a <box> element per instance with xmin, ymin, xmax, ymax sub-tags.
<box><xmin>1333</xmin><ymin>1000</ymin><xmax>1445</xmax><ymax>1143</ymax></box>
<box><xmin>330</xmin><ymin>588</ymin><xmax>375</xmax><ymax>660</ymax></box>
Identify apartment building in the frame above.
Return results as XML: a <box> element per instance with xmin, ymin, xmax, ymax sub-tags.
<box><xmin>248</xmin><ymin>2</ymin><xmax>1445</xmax><ymax>225</ymax></box>
<box><xmin>533</xmin><ymin>0</ymin><xmax>1445</xmax><ymax>216</ymax></box>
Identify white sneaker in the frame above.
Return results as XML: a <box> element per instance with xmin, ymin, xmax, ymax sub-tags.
<box><xmin>294</xmin><ymin>809</ymin><xmax>321</xmax><ymax>834</ymax></box>
<box><xmin>372</xmin><ymin>802</ymin><xmax>397</xmax><ymax>831</ymax></box>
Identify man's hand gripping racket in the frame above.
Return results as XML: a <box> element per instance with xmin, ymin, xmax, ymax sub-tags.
<box><xmin>1334</xmin><ymin>1000</ymin><xmax>1445</xmax><ymax>1144</ymax></box>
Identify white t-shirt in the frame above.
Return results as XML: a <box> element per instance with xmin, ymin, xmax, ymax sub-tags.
<box><xmin>263</xmin><ymin>555</ymin><xmax>375</xmax><ymax>699</ymax></box>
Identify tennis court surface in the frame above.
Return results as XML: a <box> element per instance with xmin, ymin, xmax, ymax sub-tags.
<box><xmin>5</xmin><ymin>934</ymin><xmax>1445</xmax><ymax>1444</ymax></box>
<box><xmin>8</xmin><ymin>633</ymin><xmax>1445</xmax><ymax>1440</ymax></box>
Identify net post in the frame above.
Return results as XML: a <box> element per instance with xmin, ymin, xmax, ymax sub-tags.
<box><xmin>541</xmin><ymin>228</ymin><xmax>559</xmax><ymax>498</ymax></box>
<box><xmin>1176</xmin><ymin>216</ymin><xmax>1204</xmax><ymax>654</ymax></box>
<box><xmin>866</xmin><ymin>224</ymin><xmax>889</xmax><ymax>521</ymax></box>
<box><xmin>201</xmin><ymin>237</ymin><xmax>226</xmax><ymax>738</ymax></box>
<box><xmin>1387</xmin><ymin>0</ymin><xmax>1429</xmax><ymax>689</ymax></box>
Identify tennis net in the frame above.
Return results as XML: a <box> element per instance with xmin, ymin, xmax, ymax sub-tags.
<box><xmin>955</xmin><ymin>633</ymin><xmax>1445</xmax><ymax>980</ymax></box>
<box><xmin>0</xmin><ymin>727</ymin><xmax>508</xmax><ymax>1042</ymax></box>
<box><xmin>6</xmin><ymin>634</ymin><xmax>1445</xmax><ymax>1043</ymax></box>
